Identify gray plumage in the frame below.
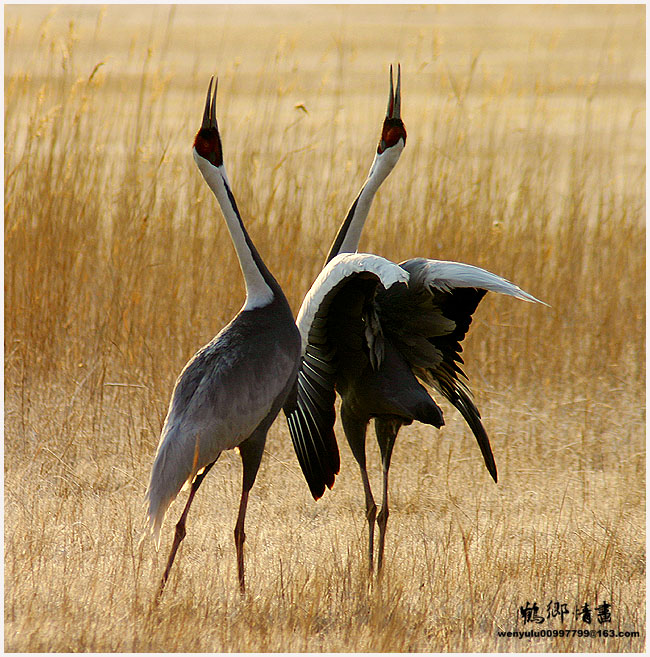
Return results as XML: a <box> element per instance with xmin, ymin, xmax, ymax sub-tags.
<box><xmin>148</xmin><ymin>299</ymin><xmax>299</xmax><ymax>547</ymax></box>
<box><xmin>146</xmin><ymin>77</ymin><xmax>300</xmax><ymax>594</ymax></box>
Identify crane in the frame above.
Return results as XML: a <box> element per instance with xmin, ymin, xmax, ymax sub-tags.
<box><xmin>284</xmin><ymin>65</ymin><xmax>545</xmax><ymax>574</ymax></box>
<box><xmin>145</xmin><ymin>78</ymin><xmax>301</xmax><ymax>595</ymax></box>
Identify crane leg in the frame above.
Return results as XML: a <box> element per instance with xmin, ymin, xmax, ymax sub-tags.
<box><xmin>233</xmin><ymin>488</ymin><xmax>249</xmax><ymax>594</ymax></box>
<box><xmin>359</xmin><ymin>466</ymin><xmax>377</xmax><ymax>572</ymax></box>
<box><xmin>342</xmin><ymin>406</ymin><xmax>376</xmax><ymax>571</ymax></box>
<box><xmin>235</xmin><ymin>431</ymin><xmax>266</xmax><ymax>594</ymax></box>
<box><xmin>375</xmin><ymin>418</ymin><xmax>400</xmax><ymax>577</ymax></box>
<box><xmin>158</xmin><ymin>461</ymin><xmax>215</xmax><ymax>597</ymax></box>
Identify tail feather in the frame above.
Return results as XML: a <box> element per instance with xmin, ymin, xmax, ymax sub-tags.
<box><xmin>412</xmin><ymin>396</ymin><xmax>445</xmax><ymax>429</ymax></box>
<box><xmin>147</xmin><ymin>496</ymin><xmax>167</xmax><ymax>551</ymax></box>
<box><xmin>145</xmin><ymin>427</ymin><xmax>197</xmax><ymax>549</ymax></box>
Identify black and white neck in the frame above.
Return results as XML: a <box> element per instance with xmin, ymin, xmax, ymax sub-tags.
<box><xmin>193</xmin><ymin>78</ymin><xmax>280</xmax><ymax>311</ymax></box>
<box><xmin>326</xmin><ymin>64</ymin><xmax>407</xmax><ymax>265</ymax></box>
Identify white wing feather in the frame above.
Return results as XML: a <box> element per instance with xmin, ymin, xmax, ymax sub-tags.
<box><xmin>401</xmin><ymin>258</ymin><xmax>547</xmax><ymax>305</ymax></box>
<box><xmin>296</xmin><ymin>252</ymin><xmax>410</xmax><ymax>351</ymax></box>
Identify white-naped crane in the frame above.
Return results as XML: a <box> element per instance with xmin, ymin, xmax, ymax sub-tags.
<box><xmin>145</xmin><ymin>78</ymin><xmax>301</xmax><ymax>595</ymax></box>
<box><xmin>284</xmin><ymin>65</ymin><xmax>545</xmax><ymax>574</ymax></box>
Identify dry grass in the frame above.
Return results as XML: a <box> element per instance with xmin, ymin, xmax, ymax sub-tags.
<box><xmin>4</xmin><ymin>4</ymin><xmax>645</xmax><ymax>652</ymax></box>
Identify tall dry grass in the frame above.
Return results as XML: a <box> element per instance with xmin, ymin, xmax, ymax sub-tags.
<box><xmin>5</xmin><ymin>5</ymin><xmax>645</xmax><ymax>652</ymax></box>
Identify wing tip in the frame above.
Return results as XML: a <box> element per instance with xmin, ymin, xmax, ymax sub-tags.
<box><xmin>307</xmin><ymin>448</ymin><xmax>340</xmax><ymax>500</ymax></box>
<box><xmin>307</xmin><ymin>464</ymin><xmax>339</xmax><ymax>500</ymax></box>
<box><xmin>518</xmin><ymin>289</ymin><xmax>550</xmax><ymax>307</ymax></box>
<box><xmin>485</xmin><ymin>455</ymin><xmax>498</xmax><ymax>483</ymax></box>
<box><xmin>449</xmin><ymin>391</ymin><xmax>499</xmax><ymax>484</ymax></box>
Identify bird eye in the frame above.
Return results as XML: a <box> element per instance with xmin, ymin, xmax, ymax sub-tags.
<box><xmin>193</xmin><ymin>127</ymin><xmax>223</xmax><ymax>166</ymax></box>
<box><xmin>385</xmin><ymin>126</ymin><xmax>406</xmax><ymax>148</ymax></box>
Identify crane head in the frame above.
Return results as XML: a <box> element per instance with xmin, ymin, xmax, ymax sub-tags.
<box><xmin>378</xmin><ymin>63</ymin><xmax>407</xmax><ymax>154</ymax></box>
<box><xmin>193</xmin><ymin>77</ymin><xmax>224</xmax><ymax>167</ymax></box>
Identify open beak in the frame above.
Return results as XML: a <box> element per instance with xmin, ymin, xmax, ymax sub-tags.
<box><xmin>202</xmin><ymin>76</ymin><xmax>218</xmax><ymax>129</ymax></box>
<box><xmin>386</xmin><ymin>63</ymin><xmax>401</xmax><ymax>120</ymax></box>
<box><xmin>377</xmin><ymin>64</ymin><xmax>406</xmax><ymax>154</ymax></box>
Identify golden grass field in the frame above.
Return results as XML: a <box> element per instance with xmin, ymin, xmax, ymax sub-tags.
<box><xmin>4</xmin><ymin>4</ymin><xmax>645</xmax><ymax>652</ymax></box>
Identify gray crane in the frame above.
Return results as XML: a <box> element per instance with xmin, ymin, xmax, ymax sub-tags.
<box><xmin>284</xmin><ymin>65</ymin><xmax>544</xmax><ymax>574</ymax></box>
<box><xmin>146</xmin><ymin>78</ymin><xmax>301</xmax><ymax>595</ymax></box>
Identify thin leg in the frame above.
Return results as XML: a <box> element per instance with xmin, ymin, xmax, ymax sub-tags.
<box><xmin>341</xmin><ymin>406</ymin><xmax>376</xmax><ymax>571</ymax></box>
<box><xmin>375</xmin><ymin>418</ymin><xmax>401</xmax><ymax>576</ymax></box>
<box><xmin>235</xmin><ymin>431</ymin><xmax>266</xmax><ymax>595</ymax></box>
<box><xmin>376</xmin><ymin>467</ymin><xmax>390</xmax><ymax>576</ymax></box>
<box><xmin>359</xmin><ymin>464</ymin><xmax>377</xmax><ymax>572</ymax></box>
<box><xmin>234</xmin><ymin>488</ymin><xmax>249</xmax><ymax>594</ymax></box>
<box><xmin>158</xmin><ymin>461</ymin><xmax>215</xmax><ymax>597</ymax></box>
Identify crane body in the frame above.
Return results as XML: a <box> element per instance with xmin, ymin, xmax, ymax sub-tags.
<box><xmin>146</xmin><ymin>78</ymin><xmax>301</xmax><ymax>594</ymax></box>
<box><xmin>285</xmin><ymin>65</ymin><xmax>545</xmax><ymax>573</ymax></box>
<box><xmin>148</xmin><ymin>300</ymin><xmax>299</xmax><ymax>546</ymax></box>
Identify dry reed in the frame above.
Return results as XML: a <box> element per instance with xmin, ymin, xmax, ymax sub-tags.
<box><xmin>5</xmin><ymin>5</ymin><xmax>645</xmax><ymax>652</ymax></box>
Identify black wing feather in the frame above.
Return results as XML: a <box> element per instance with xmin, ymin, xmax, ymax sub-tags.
<box><xmin>283</xmin><ymin>272</ymin><xmax>390</xmax><ymax>499</ymax></box>
<box><xmin>378</xmin><ymin>265</ymin><xmax>497</xmax><ymax>481</ymax></box>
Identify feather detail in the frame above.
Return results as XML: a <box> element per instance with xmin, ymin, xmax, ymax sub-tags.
<box><xmin>297</xmin><ymin>252</ymin><xmax>409</xmax><ymax>351</ymax></box>
<box><xmin>400</xmin><ymin>258</ymin><xmax>548</xmax><ymax>305</ymax></box>
<box><xmin>284</xmin><ymin>252</ymin><xmax>409</xmax><ymax>499</ymax></box>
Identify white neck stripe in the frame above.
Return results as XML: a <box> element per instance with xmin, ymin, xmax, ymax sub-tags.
<box><xmin>336</xmin><ymin>141</ymin><xmax>404</xmax><ymax>256</ymax></box>
<box><xmin>193</xmin><ymin>149</ymin><xmax>274</xmax><ymax>310</ymax></box>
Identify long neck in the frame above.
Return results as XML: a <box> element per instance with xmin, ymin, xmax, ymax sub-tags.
<box><xmin>325</xmin><ymin>142</ymin><xmax>404</xmax><ymax>265</ymax></box>
<box><xmin>194</xmin><ymin>149</ymin><xmax>278</xmax><ymax>310</ymax></box>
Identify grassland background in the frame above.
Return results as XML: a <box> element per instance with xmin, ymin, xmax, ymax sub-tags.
<box><xmin>4</xmin><ymin>4</ymin><xmax>645</xmax><ymax>652</ymax></box>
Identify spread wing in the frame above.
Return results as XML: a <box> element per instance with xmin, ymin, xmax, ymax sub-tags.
<box><xmin>284</xmin><ymin>253</ymin><xmax>409</xmax><ymax>499</ymax></box>
<box><xmin>377</xmin><ymin>258</ymin><xmax>545</xmax><ymax>482</ymax></box>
